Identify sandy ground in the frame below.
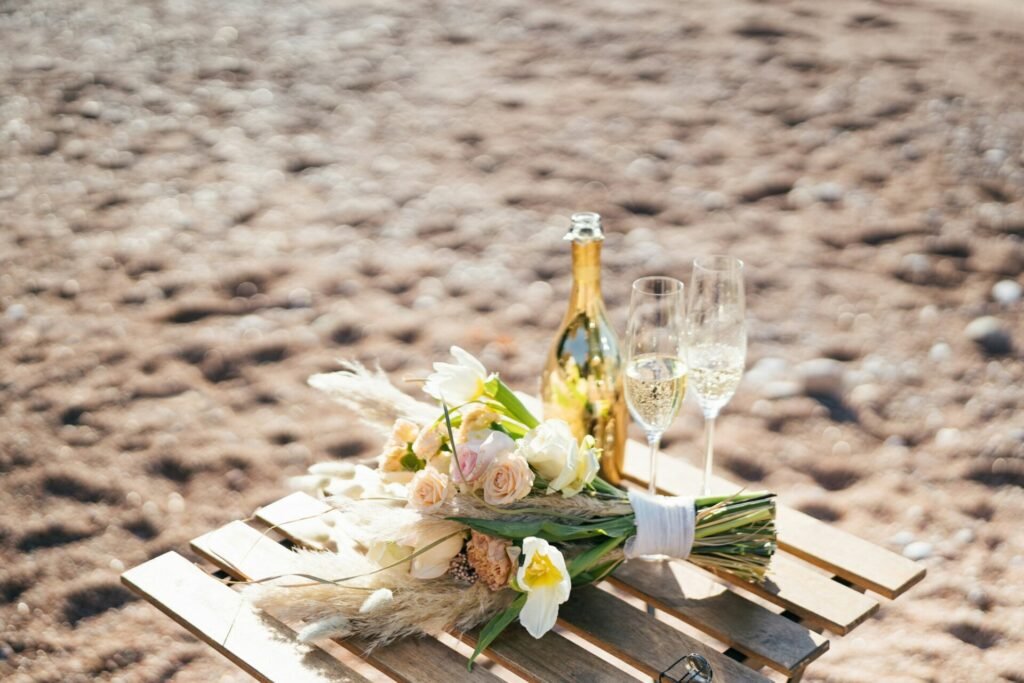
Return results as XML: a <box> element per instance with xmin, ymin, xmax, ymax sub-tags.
<box><xmin>2</xmin><ymin>0</ymin><xmax>1024</xmax><ymax>680</ymax></box>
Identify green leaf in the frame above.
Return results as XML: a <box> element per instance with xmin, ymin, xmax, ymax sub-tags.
<box><xmin>449</xmin><ymin>515</ymin><xmax>636</xmax><ymax>542</ymax></box>
<box><xmin>485</xmin><ymin>378</ymin><xmax>540</xmax><ymax>429</ymax></box>
<box><xmin>400</xmin><ymin>444</ymin><xmax>425</xmax><ymax>472</ymax></box>
<box><xmin>567</xmin><ymin>534</ymin><xmax>627</xmax><ymax>579</ymax></box>
<box><xmin>468</xmin><ymin>593</ymin><xmax>527</xmax><ymax>670</ymax></box>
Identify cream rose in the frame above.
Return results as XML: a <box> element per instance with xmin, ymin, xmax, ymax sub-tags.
<box><xmin>391</xmin><ymin>418</ymin><xmax>420</xmax><ymax>444</ymax></box>
<box><xmin>516</xmin><ymin>420</ymin><xmax>597</xmax><ymax>497</ymax></box>
<box><xmin>412</xmin><ymin>424</ymin><xmax>444</xmax><ymax>462</ymax></box>
<box><xmin>548</xmin><ymin>435</ymin><xmax>599</xmax><ymax>497</ymax></box>
<box><xmin>408</xmin><ymin>468</ymin><xmax>451</xmax><ymax>513</ymax></box>
<box><xmin>482</xmin><ymin>453</ymin><xmax>534</xmax><ymax>505</ymax></box>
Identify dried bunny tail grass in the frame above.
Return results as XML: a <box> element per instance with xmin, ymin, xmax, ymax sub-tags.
<box><xmin>308</xmin><ymin>361</ymin><xmax>436</xmax><ymax>434</ymax></box>
<box><xmin>248</xmin><ymin>544</ymin><xmax>510</xmax><ymax>646</ymax></box>
<box><xmin>434</xmin><ymin>490</ymin><xmax>634</xmax><ymax>522</ymax></box>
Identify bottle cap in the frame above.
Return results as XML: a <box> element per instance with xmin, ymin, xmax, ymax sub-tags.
<box><xmin>565</xmin><ymin>212</ymin><xmax>605</xmax><ymax>243</ymax></box>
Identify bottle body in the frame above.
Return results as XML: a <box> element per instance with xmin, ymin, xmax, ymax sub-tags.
<box><xmin>541</xmin><ymin>215</ymin><xmax>627</xmax><ymax>484</ymax></box>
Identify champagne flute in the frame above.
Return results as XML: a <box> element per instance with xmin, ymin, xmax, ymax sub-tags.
<box><xmin>624</xmin><ymin>276</ymin><xmax>688</xmax><ymax>495</ymax></box>
<box><xmin>686</xmin><ymin>256</ymin><xmax>746</xmax><ymax>496</ymax></box>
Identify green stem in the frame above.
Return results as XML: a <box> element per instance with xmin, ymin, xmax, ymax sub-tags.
<box><xmin>487</xmin><ymin>378</ymin><xmax>540</xmax><ymax>429</ymax></box>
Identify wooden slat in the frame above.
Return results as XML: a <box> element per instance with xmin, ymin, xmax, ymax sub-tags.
<box><xmin>191</xmin><ymin>521</ymin><xmax>502</xmax><ymax>683</ymax></box>
<box><xmin>611</xmin><ymin>559</ymin><xmax>828</xmax><ymax>675</ymax></box>
<box><xmin>559</xmin><ymin>586</ymin><xmax>770</xmax><ymax>683</ymax></box>
<box><xmin>121</xmin><ymin>552</ymin><xmax>369</xmax><ymax>683</ymax></box>
<box><xmin>622</xmin><ymin>440</ymin><xmax>925</xmax><ymax>598</ymax></box>
<box><xmin>456</xmin><ymin>624</ymin><xmax>636</xmax><ymax>683</ymax></box>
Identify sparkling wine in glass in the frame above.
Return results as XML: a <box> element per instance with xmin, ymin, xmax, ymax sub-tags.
<box><xmin>687</xmin><ymin>256</ymin><xmax>746</xmax><ymax>496</ymax></box>
<box><xmin>624</xmin><ymin>276</ymin><xmax>687</xmax><ymax>495</ymax></box>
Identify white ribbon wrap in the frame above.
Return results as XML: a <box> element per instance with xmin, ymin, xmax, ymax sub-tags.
<box><xmin>623</xmin><ymin>490</ymin><xmax>696</xmax><ymax>560</ymax></box>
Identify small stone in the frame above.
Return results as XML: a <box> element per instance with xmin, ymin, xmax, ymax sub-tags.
<box><xmin>928</xmin><ymin>342</ymin><xmax>952</xmax><ymax>363</ymax></box>
<box><xmin>814</xmin><ymin>182</ymin><xmax>844</xmax><ymax>203</ymax></box>
<box><xmin>763</xmin><ymin>380</ymin><xmax>802</xmax><ymax>399</ymax></box>
<box><xmin>890</xmin><ymin>530</ymin><xmax>915</xmax><ymax>547</ymax></box>
<box><xmin>964</xmin><ymin>316</ymin><xmax>1013</xmax><ymax>355</ymax></box>
<box><xmin>992</xmin><ymin>279</ymin><xmax>1022</xmax><ymax>306</ymax></box>
<box><xmin>287</xmin><ymin>287</ymin><xmax>313</xmax><ymax>308</ymax></box>
<box><xmin>5</xmin><ymin>303</ymin><xmax>27</xmax><ymax>321</ymax></box>
<box><xmin>60</xmin><ymin>279</ymin><xmax>80</xmax><ymax>298</ymax></box>
<box><xmin>797</xmin><ymin>358</ymin><xmax>846</xmax><ymax>396</ymax></box>
<box><xmin>983</xmin><ymin>149</ymin><xmax>1007</xmax><ymax>166</ymax></box>
<box><xmin>29</xmin><ymin>131</ymin><xmax>58</xmax><ymax>155</ymax></box>
<box><xmin>935</xmin><ymin>428</ymin><xmax>960</xmax><ymax>448</ymax></box>
<box><xmin>17</xmin><ymin>602</ymin><xmax>29</xmax><ymax>615</ymax></box>
<box><xmin>953</xmin><ymin>528</ymin><xmax>975</xmax><ymax>544</ymax></box>
<box><xmin>167</xmin><ymin>492</ymin><xmax>186</xmax><ymax>513</ymax></box>
<box><xmin>902</xmin><ymin>541</ymin><xmax>933</xmax><ymax>560</ymax></box>
<box><xmin>967</xmin><ymin>586</ymin><xmax>992</xmax><ymax>611</ymax></box>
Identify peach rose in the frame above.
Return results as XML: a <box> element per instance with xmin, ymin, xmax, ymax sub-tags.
<box><xmin>408</xmin><ymin>468</ymin><xmax>451</xmax><ymax>513</ymax></box>
<box><xmin>482</xmin><ymin>453</ymin><xmax>534</xmax><ymax>506</ymax></box>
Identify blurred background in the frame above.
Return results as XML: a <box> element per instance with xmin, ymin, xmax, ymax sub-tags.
<box><xmin>1</xmin><ymin>0</ymin><xmax>1022</xmax><ymax>680</ymax></box>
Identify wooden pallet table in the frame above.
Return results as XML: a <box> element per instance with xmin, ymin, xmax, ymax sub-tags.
<box><xmin>122</xmin><ymin>440</ymin><xmax>924</xmax><ymax>682</ymax></box>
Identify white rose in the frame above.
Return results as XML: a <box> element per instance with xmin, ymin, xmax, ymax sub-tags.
<box><xmin>482</xmin><ymin>454</ymin><xmax>534</xmax><ymax>505</ymax></box>
<box><xmin>516</xmin><ymin>419</ymin><xmax>576</xmax><ymax>482</ymax></box>
<box><xmin>548</xmin><ymin>435</ymin><xmax>599</xmax><ymax>497</ymax></box>
<box><xmin>408</xmin><ymin>468</ymin><xmax>451</xmax><ymax>513</ymax></box>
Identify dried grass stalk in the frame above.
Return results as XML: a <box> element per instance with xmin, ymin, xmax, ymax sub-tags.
<box><xmin>308</xmin><ymin>362</ymin><xmax>436</xmax><ymax>434</ymax></box>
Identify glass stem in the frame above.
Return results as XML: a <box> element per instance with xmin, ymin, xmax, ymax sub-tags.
<box><xmin>647</xmin><ymin>432</ymin><xmax>661</xmax><ymax>495</ymax></box>
<box><xmin>701</xmin><ymin>415</ymin><xmax>716</xmax><ymax>496</ymax></box>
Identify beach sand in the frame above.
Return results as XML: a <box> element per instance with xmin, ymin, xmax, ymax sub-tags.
<box><xmin>1</xmin><ymin>0</ymin><xmax>1022</xmax><ymax>679</ymax></box>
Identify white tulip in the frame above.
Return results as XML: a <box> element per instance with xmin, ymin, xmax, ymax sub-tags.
<box><xmin>423</xmin><ymin>346</ymin><xmax>490</xmax><ymax>405</ymax></box>
<box><xmin>516</xmin><ymin>537</ymin><xmax>571</xmax><ymax>638</ymax></box>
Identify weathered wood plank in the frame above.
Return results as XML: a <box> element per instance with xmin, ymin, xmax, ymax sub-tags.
<box><xmin>456</xmin><ymin>624</ymin><xmax>636</xmax><ymax>683</ymax></box>
<box><xmin>559</xmin><ymin>586</ymin><xmax>771</xmax><ymax>683</ymax></box>
<box><xmin>121</xmin><ymin>552</ymin><xmax>369</xmax><ymax>683</ymax></box>
<box><xmin>191</xmin><ymin>521</ymin><xmax>502</xmax><ymax>683</ymax></box>
<box><xmin>611</xmin><ymin>559</ymin><xmax>829</xmax><ymax>675</ymax></box>
<box><xmin>622</xmin><ymin>440</ymin><xmax>925</xmax><ymax>599</ymax></box>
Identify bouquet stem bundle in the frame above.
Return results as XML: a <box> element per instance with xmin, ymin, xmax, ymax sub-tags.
<box><xmin>251</xmin><ymin>348</ymin><xmax>776</xmax><ymax>668</ymax></box>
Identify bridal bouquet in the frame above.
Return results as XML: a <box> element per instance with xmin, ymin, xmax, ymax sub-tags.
<box><xmin>250</xmin><ymin>348</ymin><xmax>776</xmax><ymax>667</ymax></box>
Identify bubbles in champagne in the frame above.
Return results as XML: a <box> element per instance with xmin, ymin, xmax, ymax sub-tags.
<box><xmin>625</xmin><ymin>354</ymin><xmax>687</xmax><ymax>433</ymax></box>
<box><xmin>688</xmin><ymin>343</ymin><xmax>745</xmax><ymax>412</ymax></box>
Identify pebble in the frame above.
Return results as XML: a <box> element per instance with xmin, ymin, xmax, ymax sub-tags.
<box><xmin>814</xmin><ymin>182</ymin><xmax>844</xmax><ymax>203</ymax></box>
<box><xmin>797</xmin><ymin>358</ymin><xmax>846</xmax><ymax>395</ymax></box>
<box><xmin>967</xmin><ymin>586</ymin><xmax>992</xmax><ymax>611</ymax></box>
<box><xmin>903</xmin><ymin>541</ymin><xmax>933</xmax><ymax>560</ymax></box>
<box><xmin>992</xmin><ymin>279</ymin><xmax>1022</xmax><ymax>305</ymax></box>
<box><xmin>763</xmin><ymin>380</ymin><xmax>802</xmax><ymax>399</ymax></box>
<box><xmin>935</xmin><ymin>427</ymin><xmax>960</xmax><ymax>448</ymax></box>
<box><xmin>5</xmin><ymin>303</ymin><xmax>27</xmax><ymax>321</ymax></box>
<box><xmin>928</xmin><ymin>342</ymin><xmax>952</xmax><ymax>363</ymax></box>
<box><xmin>890</xmin><ymin>530</ymin><xmax>915</xmax><ymax>547</ymax></box>
<box><xmin>953</xmin><ymin>528</ymin><xmax>975</xmax><ymax>544</ymax></box>
<box><xmin>964</xmin><ymin>316</ymin><xmax>1014</xmax><ymax>355</ymax></box>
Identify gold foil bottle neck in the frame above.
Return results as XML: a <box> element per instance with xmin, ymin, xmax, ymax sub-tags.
<box><xmin>564</xmin><ymin>212</ymin><xmax>605</xmax><ymax>243</ymax></box>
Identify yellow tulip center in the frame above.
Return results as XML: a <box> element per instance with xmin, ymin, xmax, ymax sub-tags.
<box><xmin>524</xmin><ymin>552</ymin><xmax>562</xmax><ymax>588</ymax></box>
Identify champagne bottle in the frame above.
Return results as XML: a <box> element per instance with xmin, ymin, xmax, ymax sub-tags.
<box><xmin>541</xmin><ymin>212</ymin><xmax>627</xmax><ymax>484</ymax></box>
